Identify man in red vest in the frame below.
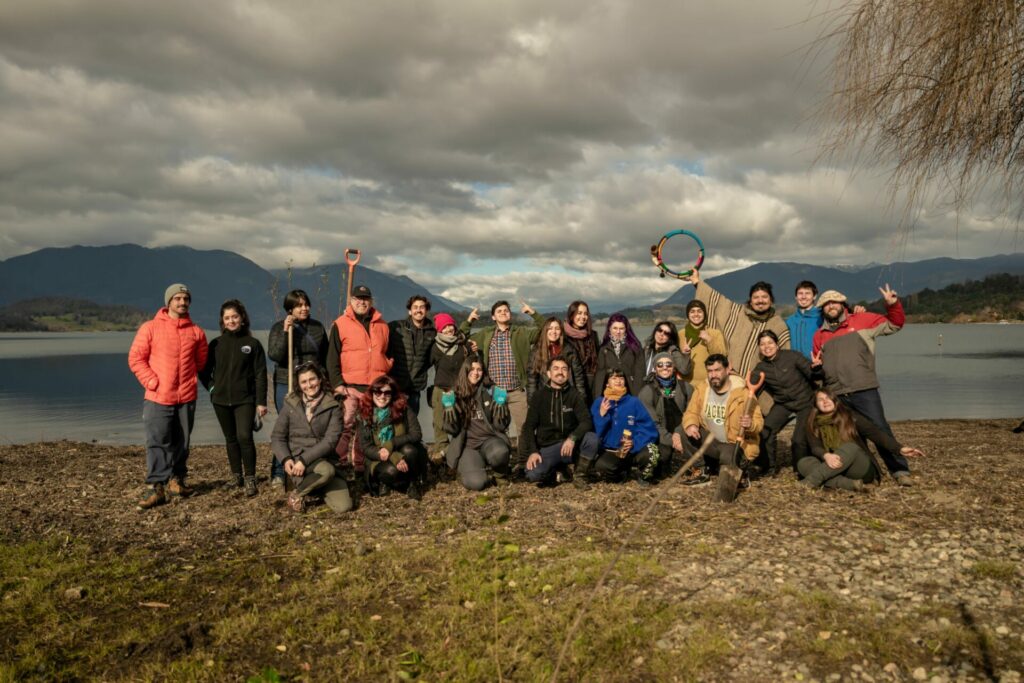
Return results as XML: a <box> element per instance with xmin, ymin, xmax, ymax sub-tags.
<box><xmin>327</xmin><ymin>285</ymin><xmax>392</xmax><ymax>472</ymax></box>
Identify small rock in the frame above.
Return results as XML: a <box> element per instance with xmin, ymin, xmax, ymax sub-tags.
<box><xmin>996</xmin><ymin>626</ymin><xmax>1010</xmax><ymax>635</ymax></box>
<box><xmin>370</xmin><ymin>614</ymin><xmax>383</xmax><ymax>621</ymax></box>
<box><xmin>818</xmin><ymin>631</ymin><xmax>832</xmax><ymax>640</ymax></box>
<box><xmin>912</xmin><ymin>668</ymin><xmax>928</xmax><ymax>681</ymax></box>
<box><xmin>633</xmin><ymin>656</ymin><xmax>644</xmax><ymax>667</ymax></box>
<box><xmin>302</xmin><ymin>530</ymin><xmax>312</xmax><ymax>538</ymax></box>
<box><xmin>63</xmin><ymin>587</ymin><xmax>86</xmax><ymax>600</ymax></box>
<box><xmin>276</xmin><ymin>644</ymin><xmax>287</xmax><ymax>652</ymax></box>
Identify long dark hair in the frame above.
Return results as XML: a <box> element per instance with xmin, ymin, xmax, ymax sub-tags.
<box><xmin>453</xmin><ymin>356</ymin><xmax>492</xmax><ymax>426</ymax></box>
<box><xmin>601</xmin><ymin>313</ymin><xmax>641</xmax><ymax>352</ymax></box>
<box><xmin>531</xmin><ymin>317</ymin><xmax>565</xmax><ymax>375</ymax></box>
<box><xmin>565</xmin><ymin>300</ymin><xmax>597</xmax><ymax>373</ymax></box>
<box><xmin>358</xmin><ymin>375</ymin><xmax>408</xmax><ymax>422</ymax></box>
<box><xmin>219</xmin><ymin>299</ymin><xmax>251</xmax><ymax>334</ymax></box>
<box><xmin>645</xmin><ymin>320</ymin><xmax>679</xmax><ymax>352</ymax></box>
<box><xmin>807</xmin><ymin>389</ymin><xmax>859</xmax><ymax>444</ymax></box>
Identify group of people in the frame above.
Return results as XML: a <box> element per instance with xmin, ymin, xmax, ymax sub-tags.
<box><xmin>127</xmin><ymin>271</ymin><xmax>923</xmax><ymax>513</ymax></box>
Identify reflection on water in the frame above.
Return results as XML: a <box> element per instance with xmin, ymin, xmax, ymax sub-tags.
<box><xmin>1</xmin><ymin>324</ymin><xmax>1022</xmax><ymax>444</ymax></box>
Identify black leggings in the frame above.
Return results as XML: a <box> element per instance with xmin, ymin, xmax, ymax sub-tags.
<box><xmin>213</xmin><ymin>403</ymin><xmax>257</xmax><ymax>477</ymax></box>
<box><xmin>369</xmin><ymin>442</ymin><xmax>428</xmax><ymax>490</ymax></box>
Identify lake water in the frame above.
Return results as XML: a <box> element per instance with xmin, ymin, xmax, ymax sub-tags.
<box><xmin>0</xmin><ymin>324</ymin><xmax>1022</xmax><ymax>445</ymax></box>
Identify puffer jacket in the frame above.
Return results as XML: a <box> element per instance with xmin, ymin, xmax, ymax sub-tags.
<box><xmin>812</xmin><ymin>302</ymin><xmax>904</xmax><ymax>396</ymax></box>
<box><xmin>682</xmin><ymin>374</ymin><xmax>764</xmax><ymax>460</ymax></box>
<box><xmin>271</xmin><ymin>392</ymin><xmax>343</xmax><ymax>467</ymax></box>
<box><xmin>327</xmin><ymin>306</ymin><xmax>392</xmax><ymax>389</ymax></box>
<box><xmin>128</xmin><ymin>308</ymin><xmax>208</xmax><ymax>406</ymax></box>
<box><xmin>266</xmin><ymin>318</ymin><xmax>329</xmax><ymax>386</ymax></box>
<box><xmin>388</xmin><ymin>317</ymin><xmax>437</xmax><ymax>392</ymax></box>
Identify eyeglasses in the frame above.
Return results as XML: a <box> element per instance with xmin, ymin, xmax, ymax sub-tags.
<box><xmin>655</xmin><ymin>362</ymin><xmax>674</xmax><ymax>368</ymax></box>
<box><xmin>373</xmin><ymin>390</ymin><xmax>393</xmax><ymax>397</ymax></box>
<box><xmin>655</xmin><ymin>328</ymin><xmax>671</xmax><ymax>335</ymax></box>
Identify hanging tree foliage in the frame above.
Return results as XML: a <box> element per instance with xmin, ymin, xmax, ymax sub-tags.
<box><xmin>821</xmin><ymin>0</ymin><xmax>1024</xmax><ymax>217</ymax></box>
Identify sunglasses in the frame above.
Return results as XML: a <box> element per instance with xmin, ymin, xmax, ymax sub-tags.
<box><xmin>655</xmin><ymin>362</ymin><xmax>674</xmax><ymax>368</ymax></box>
<box><xmin>655</xmin><ymin>328</ymin><xmax>672</xmax><ymax>335</ymax></box>
<box><xmin>373</xmin><ymin>390</ymin><xmax>393</xmax><ymax>397</ymax></box>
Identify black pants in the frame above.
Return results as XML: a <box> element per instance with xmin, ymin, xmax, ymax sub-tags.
<box><xmin>758</xmin><ymin>405</ymin><xmax>811</xmax><ymax>472</ymax></box>
<box><xmin>213</xmin><ymin>402</ymin><xmax>257</xmax><ymax>477</ymax></box>
<box><xmin>368</xmin><ymin>442</ymin><xmax>428</xmax><ymax>491</ymax></box>
<box><xmin>682</xmin><ymin>428</ymin><xmax>734</xmax><ymax>474</ymax></box>
<box><xmin>594</xmin><ymin>443</ymin><xmax>659</xmax><ymax>482</ymax></box>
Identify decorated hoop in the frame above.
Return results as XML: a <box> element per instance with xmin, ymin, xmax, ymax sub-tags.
<box><xmin>650</xmin><ymin>229</ymin><xmax>705</xmax><ymax>279</ymax></box>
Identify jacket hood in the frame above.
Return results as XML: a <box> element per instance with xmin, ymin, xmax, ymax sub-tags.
<box><xmin>155</xmin><ymin>307</ymin><xmax>194</xmax><ymax>326</ymax></box>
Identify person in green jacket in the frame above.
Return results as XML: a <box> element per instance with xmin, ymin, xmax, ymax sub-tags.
<box><xmin>460</xmin><ymin>300</ymin><xmax>544</xmax><ymax>460</ymax></box>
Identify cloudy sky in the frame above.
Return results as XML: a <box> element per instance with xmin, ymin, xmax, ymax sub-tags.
<box><xmin>0</xmin><ymin>1</ymin><xmax>1018</xmax><ymax>309</ymax></box>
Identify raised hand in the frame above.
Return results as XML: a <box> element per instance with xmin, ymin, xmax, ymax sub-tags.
<box><xmin>599</xmin><ymin>398</ymin><xmax>612</xmax><ymax>416</ymax></box>
<box><xmin>468</xmin><ymin>307</ymin><xmax>479</xmax><ymax>323</ymax></box>
<box><xmin>519</xmin><ymin>298</ymin><xmax>535</xmax><ymax>315</ymax></box>
<box><xmin>879</xmin><ymin>283</ymin><xmax>898</xmax><ymax>306</ymax></box>
<box><xmin>811</xmin><ymin>350</ymin><xmax>822</xmax><ymax>368</ymax></box>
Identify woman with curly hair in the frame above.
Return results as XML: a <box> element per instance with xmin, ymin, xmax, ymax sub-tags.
<box><xmin>356</xmin><ymin>375</ymin><xmax>427</xmax><ymax>500</ymax></box>
<box><xmin>592</xmin><ymin>313</ymin><xmax>646</xmax><ymax>397</ymax></box>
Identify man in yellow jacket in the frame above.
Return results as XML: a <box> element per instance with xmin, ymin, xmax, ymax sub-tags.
<box><xmin>680</xmin><ymin>354</ymin><xmax>763</xmax><ymax>485</ymax></box>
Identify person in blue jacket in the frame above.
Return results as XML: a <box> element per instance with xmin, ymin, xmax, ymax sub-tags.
<box><xmin>590</xmin><ymin>370</ymin><xmax>661</xmax><ymax>485</ymax></box>
<box><xmin>786</xmin><ymin>280</ymin><xmax>822</xmax><ymax>360</ymax></box>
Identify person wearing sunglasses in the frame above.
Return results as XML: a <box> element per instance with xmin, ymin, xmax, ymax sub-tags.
<box><xmin>638</xmin><ymin>352</ymin><xmax>694</xmax><ymax>479</ymax></box>
<box><xmin>356</xmin><ymin>375</ymin><xmax>428</xmax><ymax>501</ymax></box>
<box><xmin>642</xmin><ymin>320</ymin><xmax>690</xmax><ymax>378</ymax></box>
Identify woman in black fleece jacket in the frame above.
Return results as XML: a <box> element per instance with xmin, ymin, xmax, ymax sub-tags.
<box><xmin>200</xmin><ymin>299</ymin><xmax>268</xmax><ymax>496</ymax></box>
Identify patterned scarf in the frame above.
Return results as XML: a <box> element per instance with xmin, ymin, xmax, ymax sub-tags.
<box><xmin>610</xmin><ymin>338</ymin><xmax>625</xmax><ymax>358</ymax></box>
<box><xmin>374</xmin><ymin>406</ymin><xmax>394</xmax><ymax>444</ymax></box>
<box><xmin>302</xmin><ymin>392</ymin><xmax>324</xmax><ymax>423</ymax></box>
<box><xmin>435</xmin><ymin>330</ymin><xmax>462</xmax><ymax>356</ymax></box>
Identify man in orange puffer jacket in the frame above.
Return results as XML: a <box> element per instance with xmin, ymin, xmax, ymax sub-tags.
<box><xmin>128</xmin><ymin>283</ymin><xmax>208</xmax><ymax>510</ymax></box>
<box><xmin>326</xmin><ymin>285</ymin><xmax>392</xmax><ymax>472</ymax></box>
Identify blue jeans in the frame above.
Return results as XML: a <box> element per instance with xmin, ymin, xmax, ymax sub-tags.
<box><xmin>839</xmin><ymin>388</ymin><xmax>909</xmax><ymax>475</ymax></box>
<box><xmin>525</xmin><ymin>432</ymin><xmax>599</xmax><ymax>483</ymax></box>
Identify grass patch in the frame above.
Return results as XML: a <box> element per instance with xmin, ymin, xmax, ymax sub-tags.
<box><xmin>969</xmin><ymin>560</ymin><xmax>1017</xmax><ymax>581</ymax></box>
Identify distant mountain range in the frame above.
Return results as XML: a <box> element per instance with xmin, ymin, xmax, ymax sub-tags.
<box><xmin>0</xmin><ymin>244</ymin><xmax>465</xmax><ymax>329</ymax></box>
<box><xmin>657</xmin><ymin>254</ymin><xmax>1024</xmax><ymax>307</ymax></box>
<box><xmin>2</xmin><ymin>245</ymin><xmax>1022</xmax><ymax>328</ymax></box>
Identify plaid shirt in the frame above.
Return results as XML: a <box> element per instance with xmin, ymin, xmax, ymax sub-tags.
<box><xmin>487</xmin><ymin>328</ymin><xmax>520</xmax><ymax>391</ymax></box>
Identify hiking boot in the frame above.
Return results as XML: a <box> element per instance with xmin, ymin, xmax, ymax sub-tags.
<box><xmin>137</xmin><ymin>484</ymin><xmax>166</xmax><ymax>510</ymax></box>
<box><xmin>682</xmin><ymin>467</ymin><xmax>711</xmax><ymax>487</ymax></box>
<box><xmin>223</xmin><ymin>474</ymin><xmax>243</xmax><ymax>490</ymax></box>
<box><xmin>737</xmin><ymin>472</ymin><xmax>751</xmax><ymax>491</ymax></box>
<box><xmin>287</xmin><ymin>491</ymin><xmax>305</xmax><ymax>513</ymax></box>
<box><xmin>894</xmin><ymin>472</ymin><xmax>913</xmax><ymax>487</ymax></box>
<box><xmin>407</xmin><ymin>481</ymin><xmax>423</xmax><ymax>501</ymax></box>
<box><xmin>244</xmin><ymin>476</ymin><xmax>258</xmax><ymax>498</ymax></box>
<box><xmin>270</xmin><ymin>476</ymin><xmax>286</xmax><ymax>494</ymax></box>
<box><xmin>167</xmin><ymin>477</ymin><xmax>193</xmax><ymax>498</ymax></box>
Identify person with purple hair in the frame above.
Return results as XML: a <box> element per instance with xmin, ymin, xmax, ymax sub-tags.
<box><xmin>592</xmin><ymin>313</ymin><xmax>646</xmax><ymax>397</ymax></box>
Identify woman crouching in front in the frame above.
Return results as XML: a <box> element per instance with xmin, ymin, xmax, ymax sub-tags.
<box><xmin>357</xmin><ymin>375</ymin><xmax>427</xmax><ymax>501</ymax></box>
<box><xmin>590</xmin><ymin>370</ymin><xmax>661</xmax><ymax>486</ymax></box>
<box><xmin>270</xmin><ymin>362</ymin><xmax>352</xmax><ymax>513</ymax></box>
<box><xmin>801</xmin><ymin>389</ymin><xmax>924</xmax><ymax>492</ymax></box>
<box><xmin>442</xmin><ymin>357</ymin><xmax>512</xmax><ymax>491</ymax></box>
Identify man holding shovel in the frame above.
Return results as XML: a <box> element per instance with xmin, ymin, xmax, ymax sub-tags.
<box><xmin>679</xmin><ymin>354</ymin><xmax>763</xmax><ymax>490</ymax></box>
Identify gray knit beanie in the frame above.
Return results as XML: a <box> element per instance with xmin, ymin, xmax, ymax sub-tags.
<box><xmin>164</xmin><ymin>283</ymin><xmax>191</xmax><ymax>305</ymax></box>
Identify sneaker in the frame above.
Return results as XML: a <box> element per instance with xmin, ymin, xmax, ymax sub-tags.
<box><xmin>894</xmin><ymin>472</ymin><xmax>913</xmax><ymax>487</ymax></box>
<box><xmin>287</xmin><ymin>491</ymin><xmax>305</xmax><ymax>513</ymax></box>
<box><xmin>737</xmin><ymin>472</ymin><xmax>751</xmax><ymax>490</ymax></box>
<box><xmin>167</xmin><ymin>478</ymin><xmax>193</xmax><ymax>498</ymax></box>
<box><xmin>137</xmin><ymin>484</ymin><xmax>166</xmax><ymax>510</ymax></box>
<box><xmin>244</xmin><ymin>476</ymin><xmax>258</xmax><ymax>498</ymax></box>
<box><xmin>407</xmin><ymin>482</ymin><xmax>423</xmax><ymax>501</ymax></box>
<box><xmin>682</xmin><ymin>467</ymin><xmax>711</xmax><ymax>487</ymax></box>
<box><xmin>223</xmin><ymin>474</ymin><xmax>243</xmax><ymax>490</ymax></box>
<box><xmin>270</xmin><ymin>476</ymin><xmax>286</xmax><ymax>493</ymax></box>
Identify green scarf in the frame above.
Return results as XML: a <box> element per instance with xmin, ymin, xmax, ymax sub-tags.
<box><xmin>814</xmin><ymin>412</ymin><xmax>840</xmax><ymax>453</ymax></box>
<box><xmin>374</xmin><ymin>407</ymin><xmax>394</xmax><ymax>445</ymax></box>
<box><xmin>684</xmin><ymin>322</ymin><xmax>703</xmax><ymax>348</ymax></box>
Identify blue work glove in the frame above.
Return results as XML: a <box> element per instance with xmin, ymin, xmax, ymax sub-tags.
<box><xmin>441</xmin><ymin>391</ymin><xmax>456</xmax><ymax>409</ymax></box>
<box><xmin>492</xmin><ymin>386</ymin><xmax>508</xmax><ymax>406</ymax></box>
